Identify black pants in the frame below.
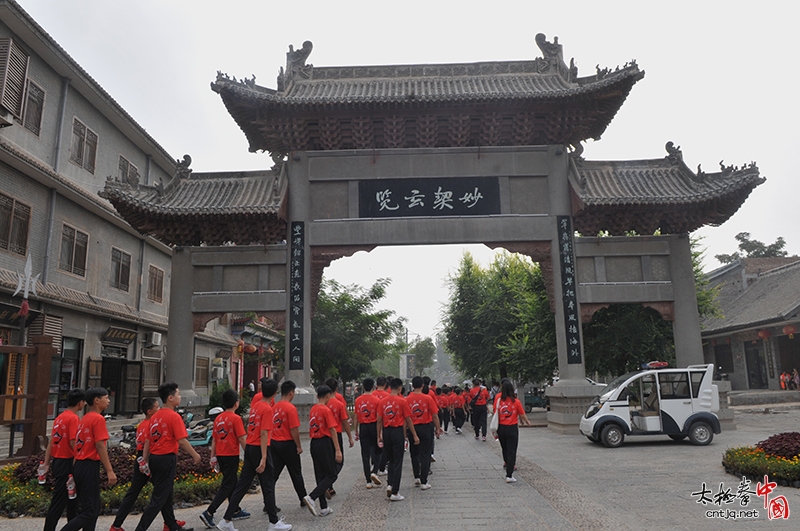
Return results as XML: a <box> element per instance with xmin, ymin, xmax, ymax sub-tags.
<box><xmin>309</xmin><ymin>437</ymin><xmax>338</xmax><ymax>510</ymax></box>
<box><xmin>358</xmin><ymin>422</ymin><xmax>380</xmax><ymax>482</ymax></box>
<box><xmin>454</xmin><ymin>409</ymin><xmax>466</xmax><ymax>429</ymax></box>
<box><xmin>270</xmin><ymin>440</ymin><xmax>307</xmax><ymax>502</ymax></box>
<box><xmin>114</xmin><ymin>452</ymin><xmax>178</xmax><ymax>528</ymax></box>
<box><xmin>207</xmin><ymin>455</ymin><xmax>240</xmax><ymax>515</ymax></box>
<box><xmin>439</xmin><ymin>410</ymin><xmax>451</xmax><ymax>431</ymax></box>
<box><xmin>134</xmin><ymin>454</ymin><xmax>178</xmax><ymax>531</ymax></box>
<box><xmin>497</xmin><ymin>424</ymin><xmax>519</xmax><ymax>478</ymax></box>
<box><xmin>60</xmin><ymin>459</ymin><xmax>100</xmax><ymax>531</ymax></box>
<box><xmin>45</xmin><ymin>457</ymin><xmax>78</xmax><ymax>531</ymax></box>
<box><xmin>472</xmin><ymin>404</ymin><xmax>488</xmax><ymax>437</ymax></box>
<box><xmin>409</xmin><ymin>423</ymin><xmax>433</xmax><ymax>484</ymax></box>
<box><xmin>224</xmin><ymin>444</ymin><xmax>278</xmax><ymax>524</ymax></box>
<box><xmin>334</xmin><ymin>432</ymin><xmax>344</xmax><ymax>477</ymax></box>
<box><xmin>383</xmin><ymin>426</ymin><xmax>406</xmax><ymax>495</ymax></box>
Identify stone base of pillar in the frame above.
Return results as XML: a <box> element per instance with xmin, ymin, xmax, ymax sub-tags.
<box><xmin>714</xmin><ymin>380</ymin><xmax>736</xmax><ymax>431</ymax></box>
<box><xmin>290</xmin><ymin>387</ymin><xmax>318</xmax><ymax>434</ymax></box>
<box><xmin>545</xmin><ymin>382</ymin><xmax>600</xmax><ymax>435</ymax></box>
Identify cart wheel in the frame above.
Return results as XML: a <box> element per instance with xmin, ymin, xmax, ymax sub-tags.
<box><xmin>600</xmin><ymin>424</ymin><xmax>624</xmax><ymax>448</ymax></box>
<box><xmin>688</xmin><ymin>421</ymin><xmax>713</xmax><ymax>446</ymax></box>
<box><xmin>524</xmin><ymin>404</ymin><xmax>532</xmax><ymax>413</ymax></box>
<box><xmin>668</xmin><ymin>434</ymin><xmax>686</xmax><ymax>441</ymax></box>
<box><xmin>586</xmin><ymin>435</ymin><xmax>600</xmax><ymax>444</ymax></box>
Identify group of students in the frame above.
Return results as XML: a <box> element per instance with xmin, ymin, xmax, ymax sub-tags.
<box><xmin>42</xmin><ymin>375</ymin><xmax>531</xmax><ymax>531</ymax></box>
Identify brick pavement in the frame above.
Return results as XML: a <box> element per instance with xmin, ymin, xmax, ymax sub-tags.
<box><xmin>7</xmin><ymin>405</ymin><xmax>800</xmax><ymax>530</ymax></box>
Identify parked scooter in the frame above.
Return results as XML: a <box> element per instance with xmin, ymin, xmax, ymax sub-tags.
<box><xmin>187</xmin><ymin>407</ymin><xmax>224</xmax><ymax>447</ymax></box>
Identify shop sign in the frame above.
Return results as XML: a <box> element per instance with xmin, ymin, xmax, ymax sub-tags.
<box><xmin>101</xmin><ymin>327</ymin><xmax>138</xmax><ymax>345</ymax></box>
<box><xmin>0</xmin><ymin>301</ymin><xmax>40</xmax><ymax>328</ymax></box>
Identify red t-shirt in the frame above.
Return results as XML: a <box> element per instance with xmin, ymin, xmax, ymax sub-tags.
<box><xmin>373</xmin><ymin>389</ymin><xmax>389</xmax><ymax>401</ymax></box>
<box><xmin>251</xmin><ymin>392</ymin><xmax>275</xmax><ymax>407</ymax></box>
<box><xmin>468</xmin><ymin>386</ymin><xmax>490</xmax><ymax>406</ymax></box>
<box><xmin>150</xmin><ymin>408</ymin><xmax>188</xmax><ymax>455</ymax></box>
<box><xmin>355</xmin><ymin>393</ymin><xmax>379</xmax><ymax>424</ymax></box>
<box><xmin>495</xmin><ymin>397</ymin><xmax>526</xmax><ymax>425</ymax></box>
<box><xmin>246</xmin><ymin>400</ymin><xmax>272</xmax><ymax>446</ymax></box>
<box><xmin>214</xmin><ymin>410</ymin><xmax>246</xmax><ymax>456</ymax></box>
<box><xmin>271</xmin><ymin>401</ymin><xmax>300</xmax><ymax>442</ymax></box>
<box><xmin>435</xmin><ymin>394</ymin><xmax>449</xmax><ymax>411</ymax></box>
<box><xmin>74</xmin><ymin>411</ymin><xmax>109</xmax><ymax>461</ymax></box>
<box><xmin>51</xmin><ymin>409</ymin><xmax>79</xmax><ymax>459</ymax></box>
<box><xmin>378</xmin><ymin>394</ymin><xmax>412</xmax><ymax>428</ymax></box>
<box><xmin>406</xmin><ymin>392</ymin><xmax>439</xmax><ymax>425</ymax></box>
<box><xmin>136</xmin><ymin>418</ymin><xmax>151</xmax><ymax>452</ymax></box>
<box><xmin>327</xmin><ymin>395</ymin><xmax>348</xmax><ymax>433</ymax></box>
<box><xmin>451</xmin><ymin>394</ymin><xmax>465</xmax><ymax>408</ymax></box>
<box><xmin>309</xmin><ymin>403</ymin><xmax>337</xmax><ymax>439</ymax></box>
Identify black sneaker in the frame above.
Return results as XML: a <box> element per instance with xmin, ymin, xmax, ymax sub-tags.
<box><xmin>230</xmin><ymin>510</ymin><xmax>250</xmax><ymax>521</ymax></box>
<box><xmin>199</xmin><ymin>511</ymin><xmax>215</xmax><ymax>529</ymax></box>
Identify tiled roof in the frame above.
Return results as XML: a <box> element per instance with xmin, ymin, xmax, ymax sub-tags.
<box><xmin>571</xmin><ymin>145</ymin><xmax>765</xmax><ymax>235</ymax></box>
<box><xmin>702</xmin><ymin>260</ymin><xmax>800</xmax><ymax>334</ymax></box>
<box><xmin>0</xmin><ymin>267</ymin><xmax>168</xmax><ymax>329</ymax></box>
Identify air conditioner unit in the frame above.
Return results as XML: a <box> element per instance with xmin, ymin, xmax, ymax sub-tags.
<box><xmin>211</xmin><ymin>367</ymin><xmax>225</xmax><ymax>380</ymax></box>
<box><xmin>145</xmin><ymin>331</ymin><xmax>162</xmax><ymax>346</ymax></box>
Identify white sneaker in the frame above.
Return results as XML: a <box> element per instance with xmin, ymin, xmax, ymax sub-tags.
<box><xmin>366</xmin><ymin>481</ymin><xmax>374</xmax><ymax>489</ymax></box>
<box><xmin>414</xmin><ymin>478</ymin><xmax>421</xmax><ymax>486</ymax></box>
<box><xmin>319</xmin><ymin>508</ymin><xmax>333</xmax><ymax>517</ymax></box>
<box><xmin>389</xmin><ymin>494</ymin><xmax>405</xmax><ymax>501</ymax></box>
<box><xmin>370</xmin><ymin>472</ymin><xmax>382</xmax><ymax>486</ymax></box>
<box><xmin>377</xmin><ymin>469</ymin><xmax>388</xmax><ymax>476</ymax></box>
<box><xmin>386</xmin><ymin>485</ymin><xmax>392</xmax><ymax>498</ymax></box>
<box><xmin>420</xmin><ymin>483</ymin><xmax>432</xmax><ymax>490</ymax></box>
<box><xmin>217</xmin><ymin>520</ymin><xmax>237</xmax><ymax>531</ymax></box>
<box><xmin>505</xmin><ymin>476</ymin><xmax>517</xmax><ymax>483</ymax></box>
<box><xmin>303</xmin><ymin>495</ymin><xmax>318</xmax><ymax>517</ymax></box>
<box><xmin>268</xmin><ymin>517</ymin><xmax>292</xmax><ymax>531</ymax></box>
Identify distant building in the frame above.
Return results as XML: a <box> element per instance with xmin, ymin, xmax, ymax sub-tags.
<box><xmin>0</xmin><ymin>0</ymin><xmax>235</xmax><ymax>417</ymax></box>
<box><xmin>702</xmin><ymin>257</ymin><xmax>800</xmax><ymax>390</ymax></box>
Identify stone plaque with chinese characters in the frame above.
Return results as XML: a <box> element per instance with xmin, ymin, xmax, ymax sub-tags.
<box><xmin>289</xmin><ymin>222</ymin><xmax>305</xmax><ymax>370</ymax></box>
<box><xmin>358</xmin><ymin>177</ymin><xmax>500</xmax><ymax>218</ymax></box>
<box><xmin>557</xmin><ymin>216</ymin><xmax>582</xmax><ymax>365</ymax></box>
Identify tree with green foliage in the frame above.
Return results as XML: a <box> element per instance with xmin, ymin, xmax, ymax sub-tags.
<box><xmin>409</xmin><ymin>336</ymin><xmax>436</xmax><ymax>375</ymax></box>
<box><xmin>715</xmin><ymin>232</ymin><xmax>788</xmax><ymax>264</ymax></box>
<box><xmin>311</xmin><ymin>278</ymin><xmax>405</xmax><ymax>385</ymax></box>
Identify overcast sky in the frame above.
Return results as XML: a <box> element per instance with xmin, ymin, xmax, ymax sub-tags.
<box><xmin>17</xmin><ymin>0</ymin><xmax>799</xmax><ymax>339</ymax></box>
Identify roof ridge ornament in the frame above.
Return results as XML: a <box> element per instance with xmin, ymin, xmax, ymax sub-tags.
<box><xmin>535</xmin><ymin>33</ymin><xmax>576</xmax><ymax>81</ymax></box>
<box><xmin>278</xmin><ymin>40</ymin><xmax>313</xmax><ymax>92</ymax></box>
<box><xmin>665</xmin><ymin>141</ymin><xmax>683</xmax><ymax>164</ymax></box>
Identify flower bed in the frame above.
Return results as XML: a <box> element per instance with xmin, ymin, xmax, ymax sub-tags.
<box><xmin>0</xmin><ymin>446</ymin><xmax>220</xmax><ymax>518</ymax></box>
<box><xmin>722</xmin><ymin>432</ymin><xmax>800</xmax><ymax>487</ymax></box>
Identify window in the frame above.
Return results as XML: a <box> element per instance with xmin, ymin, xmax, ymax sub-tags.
<box><xmin>658</xmin><ymin>372</ymin><xmax>691</xmax><ymax>399</ymax></box>
<box><xmin>147</xmin><ymin>265</ymin><xmax>164</xmax><ymax>303</ymax></box>
<box><xmin>0</xmin><ymin>192</ymin><xmax>30</xmax><ymax>255</ymax></box>
<box><xmin>110</xmin><ymin>248</ymin><xmax>131</xmax><ymax>291</ymax></box>
<box><xmin>143</xmin><ymin>360</ymin><xmax>161</xmax><ymax>392</ymax></box>
<box><xmin>118</xmin><ymin>155</ymin><xmax>139</xmax><ymax>185</ymax></box>
<box><xmin>69</xmin><ymin>118</ymin><xmax>97</xmax><ymax>173</ymax></box>
<box><xmin>195</xmin><ymin>357</ymin><xmax>209</xmax><ymax>389</ymax></box>
<box><xmin>58</xmin><ymin>224</ymin><xmax>88</xmax><ymax>276</ymax></box>
<box><xmin>0</xmin><ymin>37</ymin><xmax>30</xmax><ymax>119</ymax></box>
<box><xmin>22</xmin><ymin>80</ymin><xmax>44</xmax><ymax>135</ymax></box>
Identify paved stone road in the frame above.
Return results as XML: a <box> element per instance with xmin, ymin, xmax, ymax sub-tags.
<box><xmin>6</xmin><ymin>404</ymin><xmax>800</xmax><ymax>530</ymax></box>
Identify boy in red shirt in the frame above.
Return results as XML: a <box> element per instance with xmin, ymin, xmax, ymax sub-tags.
<box><xmin>451</xmin><ymin>388</ymin><xmax>466</xmax><ymax>434</ymax></box>
<box><xmin>44</xmin><ymin>388</ymin><xmax>84</xmax><ymax>531</ymax></box>
<box><xmin>468</xmin><ymin>378</ymin><xmax>491</xmax><ymax>441</ymax></box>
<box><xmin>111</xmin><ymin>397</ymin><xmax>185</xmax><ymax>531</ymax></box>
<box><xmin>406</xmin><ymin>376</ymin><xmax>442</xmax><ymax>490</ymax></box>
<box><xmin>217</xmin><ymin>379</ymin><xmax>289</xmax><ymax>531</ymax></box>
<box><xmin>377</xmin><ymin>378</ymin><xmax>419</xmax><ymax>501</ymax></box>
<box><xmin>494</xmin><ymin>379</ymin><xmax>532</xmax><ymax>482</ymax></box>
<box><xmin>303</xmin><ymin>385</ymin><xmax>342</xmax><ymax>517</ymax></box>
<box><xmin>353</xmin><ymin>377</ymin><xmax>382</xmax><ymax>488</ymax></box>
<box><xmin>134</xmin><ymin>383</ymin><xmax>200</xmax><ymax>531</ymax></box>
<box><xmin>269</xmin><ymin>381</ymin><xmax>308</xmax><ymax>508</ymax></box>
<box><xmin>199</xmin><ymin>389</ymin><xmax>246</xmax><ymax>528</ymax></box>
<box><xmin>372</xmin><ymin>376</ymin><xmax>390</xmax><ymax>475</ymax></box>
<box><xmin>60</xmin><ymin>387</ymin><xmax>116</xmax><ymax>531</ymax></box>
<box><xmin>323</xmin><ymin>378</ymin><xmax>353</xmax><ymax>497</ymax></box>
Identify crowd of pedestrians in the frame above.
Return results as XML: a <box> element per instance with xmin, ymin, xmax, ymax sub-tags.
<box><xmin>40</xmin><ymin>375</ymin><xmax>531</xmax><ymax>531</ymax></box>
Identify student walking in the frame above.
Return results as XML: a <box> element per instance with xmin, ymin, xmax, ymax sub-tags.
<box><xmin>216</xmin><ymin>379</ymin><xmax>289</xmax><ymax>531</ymax></box>
<box><xmin>269</xmin><ymin>381</ymin><xmax>308</xmax><ymax>508</ymax></box>
<box><xmin>199</xmin><ymin>389</ymin><xmax>246</xmax><ymax>529</ymax></box>
<box><xmin>377</xmin><ymin>378</ymin><xmax>419</xmax><ymax>501</ymax></box>
<box><xmin>59</xmin><ymin>387</ymin><xmax>117</xmax><ymax>531</ymax></box>
<box><xmin>494</xmin><ymin>379</ymin><xmax>532</xmax><ymax>483</ymax></box>
<box><xmin>451</xmin><ymin>388</ymin><xmax>467</xmax><ymax>434</ymax></box>
<box><xmin>303</xmin><ymin>386</ymin><xmax>342</xmax><ymax>517</ymax></box>
<box><xmin>353</xmin><ymin>378</ymin><xmax>382</xmax><ymax>488</ymax></box>
<box><xmin>323</xmin><ymin>378</ymin><xmax>353</xmax><ymax>497</ymax></box>
<box><xmin>406</xmin><ymin>377</ymin><xmax>441</xmax><ymax>490</ymax></box>
<box><xmin>468</xmin><ymin>379</ymin><xmax>490</xmax><ymax>441</ymax></box>
<box><xmin>372</xmin><ymin>377</ymin><xmax>390</xmax><ymax>475</ymax></box>
<box><xmin>435</xmin><ymin>387</ymin><xmax>450</xmax><ymax>434</ymax></box>
<box><xmin>44</xmin><ymin>389</ymin><xmax>85</xmax><ymax>531</ymax></box>
<box><xmin>111</xmin><ymin>397</ymin><xmax>187</xmax><ymax>531</ymax></box>
<box><xmin>133</xmin><ymin>383</ymin><xmax>200</xmax><ymax>531</ymax></box>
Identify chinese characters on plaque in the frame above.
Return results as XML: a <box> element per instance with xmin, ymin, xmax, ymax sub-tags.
<box><xmin>557</xmin><ymin>216</ymin><xmax>582</xmax><ymax>364</ymax></box>
<box><xmin>289</xmin><ymin>222</ymin><xmax>304</xmax><ymax>371</ymax></box>
<box><xmin>359</xmin><ymin>177</ymin><xmax>501</xmax><ymax>218</ymax></box>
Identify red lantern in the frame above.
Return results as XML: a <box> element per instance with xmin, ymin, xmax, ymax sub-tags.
<box><xmin>244</xmin><ymin>343</ymin><xmax>257</xmax><ymax>354</ymax></box>
<box><xmin>757</xmin><ymin>329</ymin><xmax>772</xmax><ymax>340</ymax></box>
<box><xmin>784</xmin><ymin>325</ymin><xmax>797</xmax><ymax>339</ymax></box>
